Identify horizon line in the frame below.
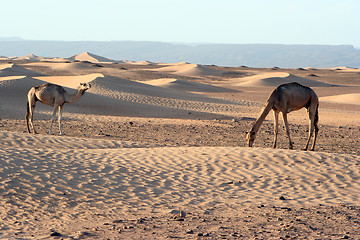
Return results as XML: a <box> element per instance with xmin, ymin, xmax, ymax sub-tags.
<box><xmin>0</xmin><ymin>37</ymin><xmax>358</xmax><ymax>48</ymax></box>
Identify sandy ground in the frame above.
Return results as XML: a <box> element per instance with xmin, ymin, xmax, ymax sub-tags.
<box><xmin>0</xmin><ymin>54</ymin><xmax>359</xmax><ymax>239</ymax></box>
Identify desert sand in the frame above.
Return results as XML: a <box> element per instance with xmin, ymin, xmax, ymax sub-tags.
<box><xmin>0</xmin><ymin>53</ymin><xmax>359</xmax><ymax>239</ymax></box>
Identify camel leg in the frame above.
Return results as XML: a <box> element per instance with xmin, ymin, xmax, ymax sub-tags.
<box><xmin>49</xmin><ymin>105</ymin><xmax>58</xmax><ymax>135</ymax></box>
<box><xmin>273</xmin><ymin>110</ymin><xmax>279</xmax><ymax>148</ymax></box>
<box><xmin>310</xmin><ymin>121</ymin><xmax>319</xmax><ymax>151</ymax></box>
<box><xmin>28</xmin><ymin>102</ymin><xmax>37</xmax><ymax>134</ymax></box>
<box><xmin>303</xmin><ymin>121</ymin><xmax>313</xmax><ymax>151</ymax></box>
<box><xmin>25</xmin><ymin>102</ymin><xmax>31</xmax><ymax>133</ymax></box>
<box><xmin>303</xmin><ymin>112</ymin><xmax>313</xmax><ymax>151</ymax></box>
<box><xmin>58</xmin><ymin>105</ymin><xmax>65</xmax><ymax>135</ymax></box>
<box><xmin>282</xmin><ymin>112</ymin><xmax>293</xmax><ymax>149</ymax></box>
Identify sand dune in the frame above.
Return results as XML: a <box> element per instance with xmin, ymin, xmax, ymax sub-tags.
<box><xmin>126</xmin><ymin>60</ymin><xmax>157</xmax><ymax>65</ymax></box>
<box><xmin>34</xmin><ymin>73</ymin><xmax>104</xmax><ymax>89</ymax></box>
<box><xmin>0</xmin><ymin>63</ymin><xmax>43</xmax><ymax>77</ymax></box>
<box><xmin>0</xmin><ymin>72</ymin><xmax>239</xmax><ymax>121</ymax></box>
<box><xmin>0</xmin><ymin>76</ymin><xmax>47</xmax><ymax>118</ymax></box>
<box><xmin>232</xmin><ymin>72</ymin><xmax>334</xmax><ymax>87</ymax></box>
<box><xmin>23</xmin><ymin>62</ymin><xmax>95</xmax><ymax>71</ymax></box>
<box><xmin>41</xmin><ymin>57</ymin><xmax>70</xmax><ymax>62</ymax></box>
<box><xmin>14</xmin><ymin>54</ymin><xmax>45</xmax><ymax>61</ymax></box>
<box><xmin>0</xmin><ymin>73</ymin><xmax>104</xmax><ymax>119</ymax></box>
<box><xmin>142</xmin><ymin>78</ymin><xmax>233</xmax><ymax>92</ymax></box>
<box><xmin>88</xmin><ymin>75</ymin><xmax>229</xmax><ymax>102</ymax></box>
<box><xmin>68</xmin><ymin>52</ymin><xmax>116</xmax><ymax>63</ymax></box>
<box><xmin>336</xmin><ymin>67</ymin><xmax>360</xmax><ymax>72</ymax></box>
<box><xmin>155</xmin><ymin>62</ymin><xmax>223</xmax><ymax>76</ymax></box>
<box><xmin>320</xmin><ymin>93</ymin><xmax>360</xmax><ymax>105</ymax></box>
<box><xmin>0</xmin><ymin>75</ymin><xmax>26</xmax><ymax>81</ymax></box>
<box><xmin>82</xmin><ymin>75</ymin><xmax>243</xmax><ymax>118</ymax></box>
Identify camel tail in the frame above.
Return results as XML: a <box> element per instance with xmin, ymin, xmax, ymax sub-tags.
<box><xmin>314</xmin><ymin>104</ymin><xmax>319</xmax><ymax>126</ymax></box>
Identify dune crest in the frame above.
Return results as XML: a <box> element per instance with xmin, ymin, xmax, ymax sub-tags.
<box><xmin>143</xmin><ymin>78</ymin><xmax>232</xmax><ymax>92</ymax></box>
<box><xmin>14</xmin><ymin>54</ymin><xmax>44</xmax><ymax>61</ymax></box>
<box><xmin>34</xmin><ymin>73</ymin><xmax>104</xmax><ymax>89</ymax></box>
<box><xmin>126</xmin><ymin>60</ymin><xmax>157</xmax><ymax>65</ymax></box>
<box><xmin>155</xmin><ymin>62</ymin><xmax>223</xmax><ymax>76</ymax></box>
<box><xmin>41</xmin><ymin>57</ymin><xmax>71</xmax><ymax>62</ymax></box>
<box><xmin>68</xmin><ymin>52</ymin><xmax>115</xmax><ymax>63</ymax></box>
<box><xmin>232</xmin><ymin>72</ymin><xmax>334</xmax><ymax>87</ymax></box>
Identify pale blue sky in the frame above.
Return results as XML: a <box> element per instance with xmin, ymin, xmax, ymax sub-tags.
<box><xmin>2</xmin><ymin>0</ymin><xmax>359</xmax><ymax>46</ymax></box>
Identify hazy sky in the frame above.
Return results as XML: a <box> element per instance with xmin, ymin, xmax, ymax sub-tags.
<box><xmin>2</xmin><ymin>0</ymin><xmax>359</xmax><ymax>46</ymax></box>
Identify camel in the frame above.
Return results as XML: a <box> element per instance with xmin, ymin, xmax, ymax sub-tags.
<box><xmin>26</xmin><ymin>82</ymin><xmax>91</xmax><ymax>135</ymax></box>
<box><xmin>246</xmin><ymin>82</ymin><xmax>319</xmax><ymax>151</ymax></box>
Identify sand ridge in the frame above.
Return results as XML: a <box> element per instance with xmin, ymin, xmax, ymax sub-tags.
<box><xmin>1</xmin><ymin>130</ymin><xmax>359</xmax><ymax>208</ymax></box>
<box><xmin>0</xmin><ymin>130</ymin><xmax>359</xmax><ymax>238</ymax></box>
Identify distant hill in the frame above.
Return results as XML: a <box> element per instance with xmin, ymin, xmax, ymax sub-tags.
<box><xmin>0</xmin><ymin>37</ymin><xmax>25</xmax><ymax>41</ymax></box>
<box><xmin>0</xmin><ymin>39</ymin><xmax>359</xmax><ymax>68</ymax></box>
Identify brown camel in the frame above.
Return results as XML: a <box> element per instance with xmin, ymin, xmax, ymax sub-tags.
<box><xmin>246</xmin><ymin>82</ymin><xmax>319</xmax><ymax>150</ymax></box>
<box><xmin>26</xmin><ymin>82</ymin><xmax>91</xmax><ymax>135</ymax></box>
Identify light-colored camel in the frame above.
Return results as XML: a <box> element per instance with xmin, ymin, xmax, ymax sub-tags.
<box><xmin>246</xmin><ymin>82</ymin><xmax>319</xmax><ymax>150</ymax></box>
<box><xmin>26</xmin><ymin>82</ymin><xmax>91</xmax><ymax>135</ymax></box>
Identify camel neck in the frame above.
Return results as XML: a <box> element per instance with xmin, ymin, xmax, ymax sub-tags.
<box><xmin>65</xmin><ymin>89</ymin><xmax>85</xmax><ymax>103</ymax></box>
<box><xmin>251</xmin><ymin>101</ymin><xmax>273</xmax><ymax>134</ymax></box>
<box><xmin>251</xmin><ymin>116</ymin><xmax>266</xmax><ymax>134</ymax></box>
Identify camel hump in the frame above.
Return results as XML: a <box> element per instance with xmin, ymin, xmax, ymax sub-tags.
<box><xmin>277</xmin><ymin>82</ymin><xmax>306</xmax><ymax>89</ymax></box>
<box><xmin>276</xmin><ymin>82</ymin><xmax>317</xmax><ymax>96</ymax></box>
<box><xmin>38</xmin><ymin>83</ymin><xmax>66</xmax><ymax>95</ymax></box>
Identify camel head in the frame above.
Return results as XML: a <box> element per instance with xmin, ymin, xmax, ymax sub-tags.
<box><xmin>79</xmin><ymin>83</ymin><xmax>91</xmax><ymax>95</ymax></box>
<box><xmin>246</xmin><ymin>131</ymin><xmax>256</xmax><ymax>147</ymax></box>
<box><xmin>79</xmin><ymin>82</ymin><xmax>91</xmax><ymax>90</ymax></box>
